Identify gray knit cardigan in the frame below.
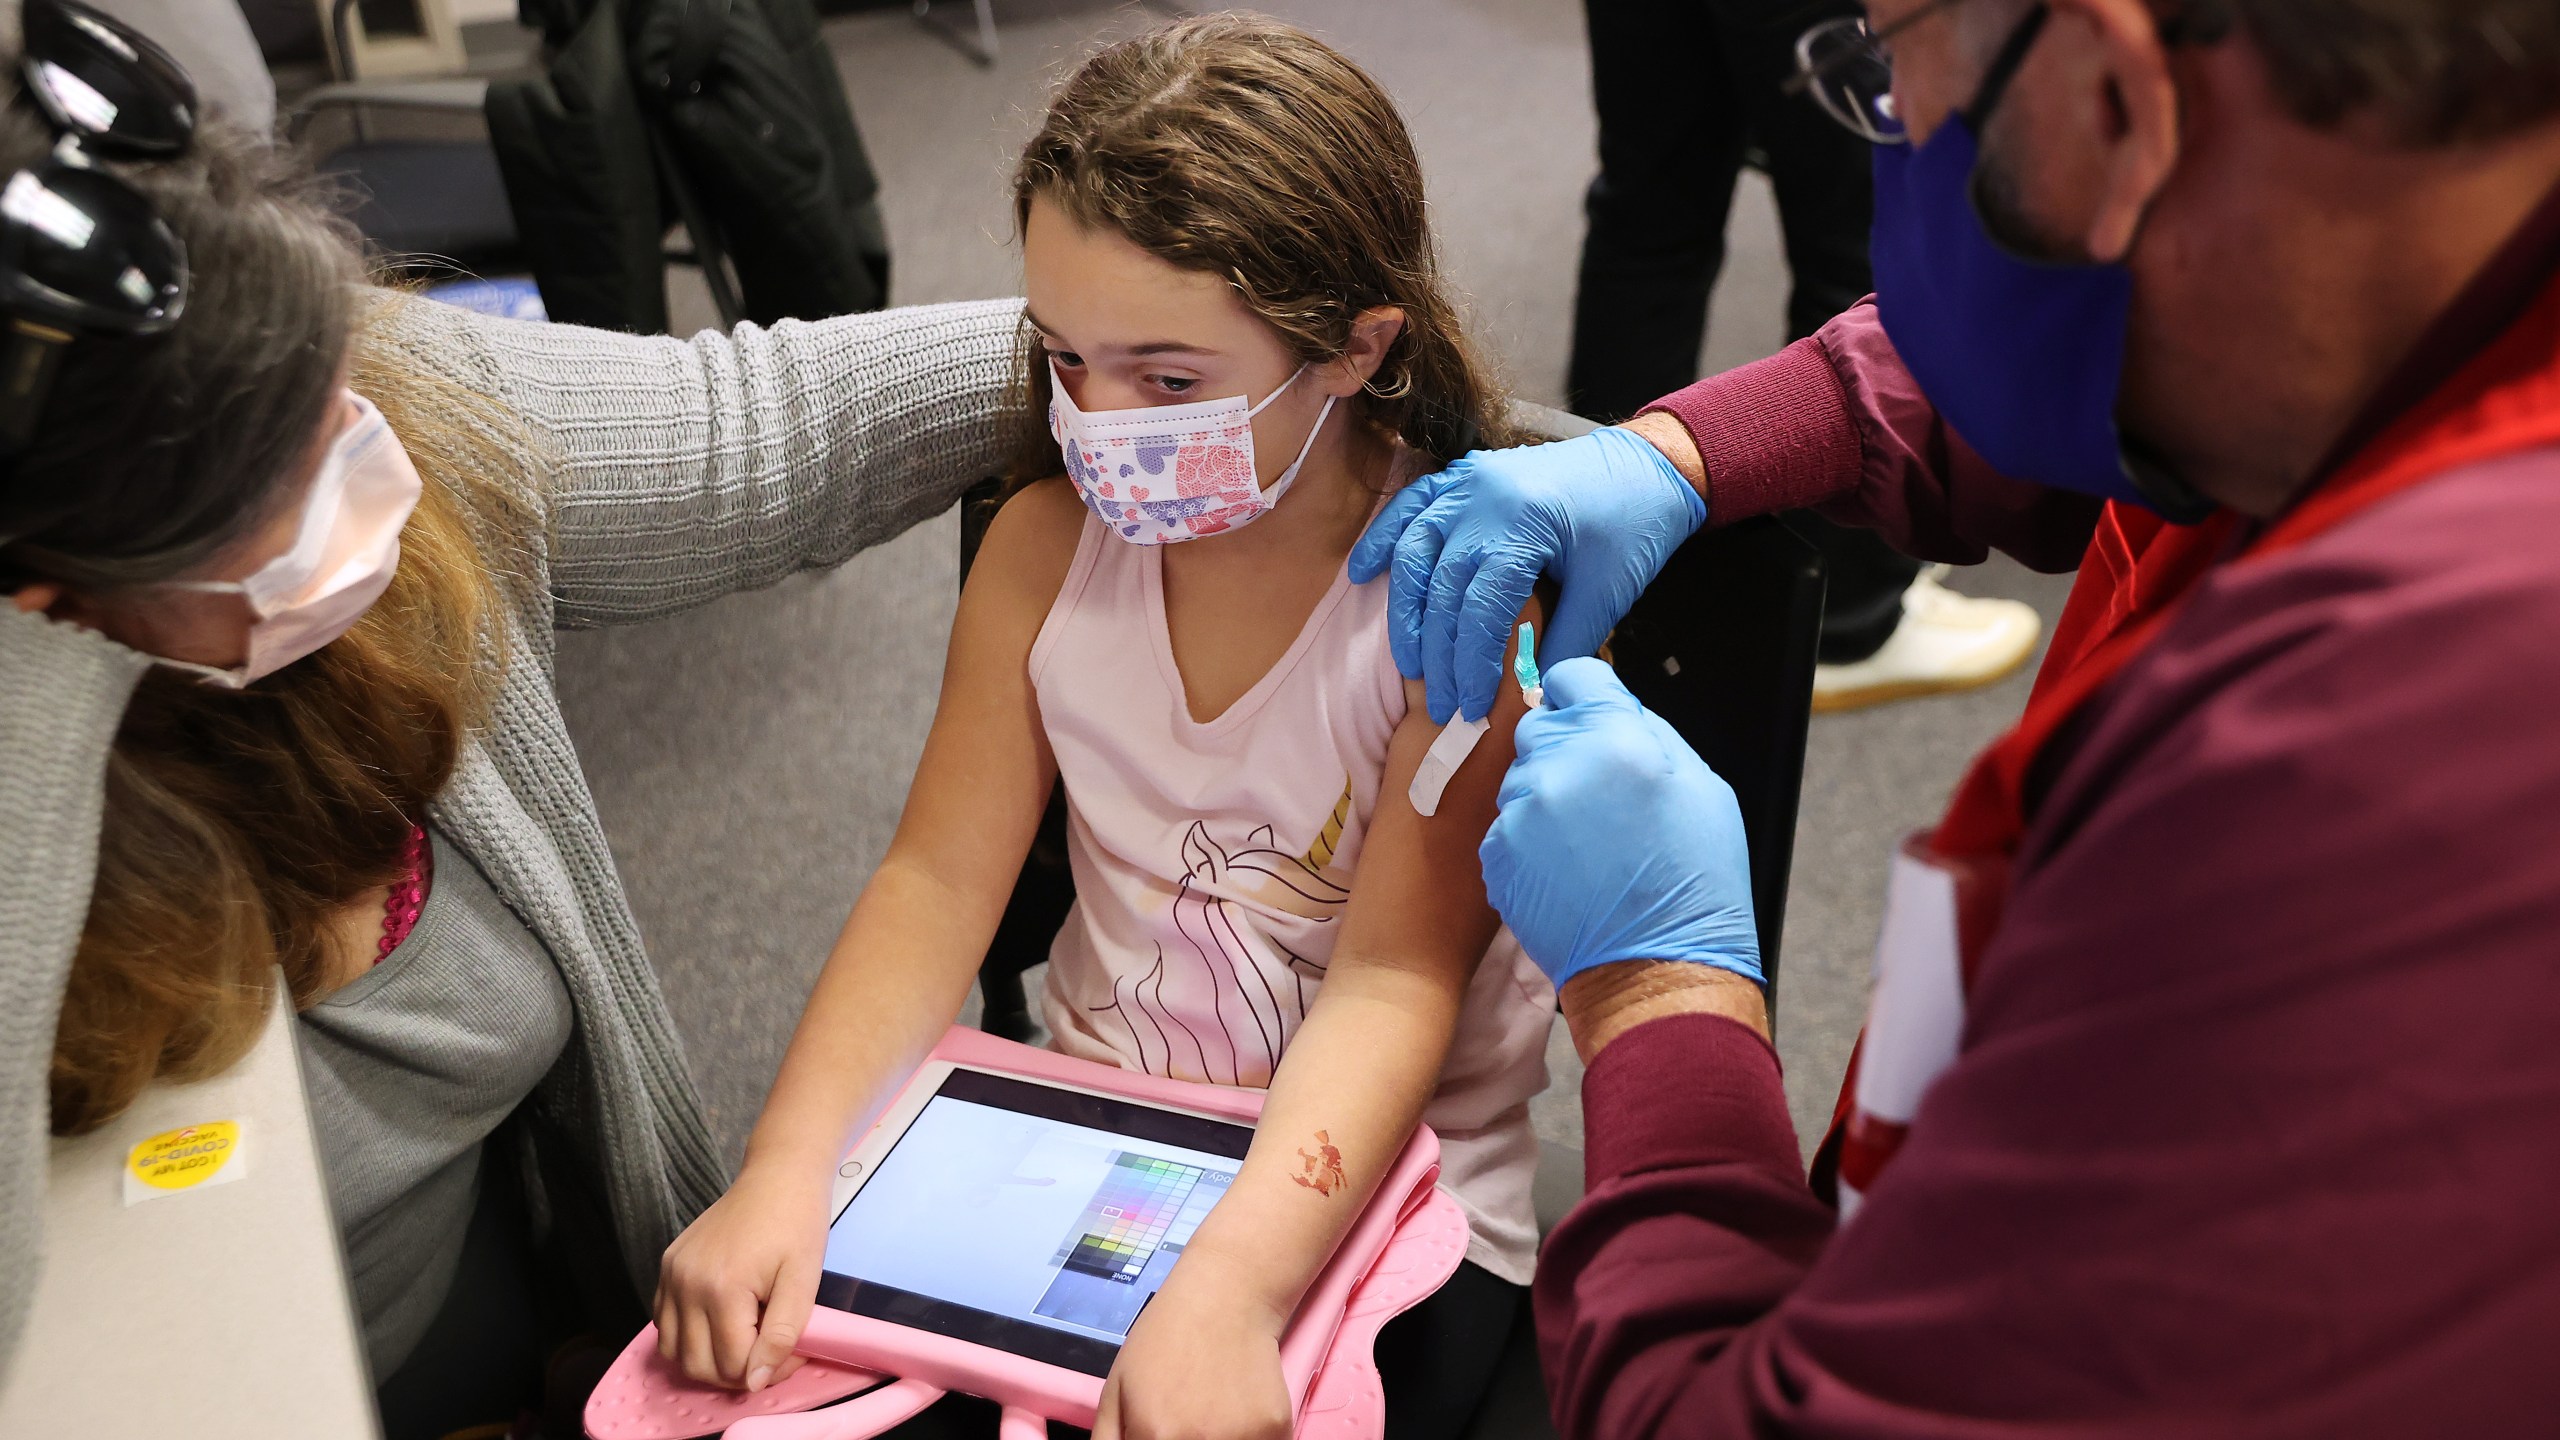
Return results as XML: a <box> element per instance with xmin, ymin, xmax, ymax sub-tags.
<box><xmin>0</xmin><ymin>292</ymin><xmax>1028</xmax><ymax>1373</ymax></box>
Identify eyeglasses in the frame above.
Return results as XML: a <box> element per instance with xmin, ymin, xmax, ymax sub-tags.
<box><xmin>0</xmin><ymin>0</ymin><xmax>197</xmax><ymax>455</ymax></box>
<box><xmin>1784</xmin><ymin>0</ymin><xmax>1969</xmax><ymax>146</ymax></box>
<box><xmin>1790</xmin><ymin>0</ymin><xmax>2224</xmax><ymax>146</ymax></box>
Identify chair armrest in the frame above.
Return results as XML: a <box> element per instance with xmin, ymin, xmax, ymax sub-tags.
<box><xmin>288</xmin><ymin>76</ymin><xmax>485</xmax><ymax>131</ymax></box>
<box><xmin>294</xmin><ymin>77</ymin><xmax>490</xmax><ymax>116</ymax></box>
<box><xmin>1507</xmin><ymin>399</ymin><xmax>1600</xmax><ymax>443</ymax></box>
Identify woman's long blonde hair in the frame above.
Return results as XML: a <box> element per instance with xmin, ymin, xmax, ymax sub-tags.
<box><xmin>1007</xmin><ymin>13</ymin><xmax>1520</xmax><ymax>481</ymax></box>
<box><xmin>0</xmin><ymin>107</ymin><xmax>533</xmax><ymax>1134</ymax></box>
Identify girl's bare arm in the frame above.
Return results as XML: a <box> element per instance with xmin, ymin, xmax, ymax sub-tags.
<box><xmin>656</xmin><ymin>479</ymin><xmax>1086</xmax><ymax>1389</ymax></box>
<box><xmin>735</xmin><ymin>483</ymin><xmax>1084</xmax><ymax>1177</ymax></box>
<box><xmin>1100</xmin><ymin>605</ymin><xmax>1541</xmax><ymax>1437</ymax></box>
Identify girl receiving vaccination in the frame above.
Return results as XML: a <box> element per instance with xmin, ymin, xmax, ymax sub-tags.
<box><xmin>659</xmin><ymin>16</ymin><xmax>1552</xmax><ymax>1436</ymax></box>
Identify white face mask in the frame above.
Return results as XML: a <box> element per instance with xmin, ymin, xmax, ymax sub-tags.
<box><xmin>1049</xmin><ymin>360</ymin><xmax>1338</xmax><ymax>543</ymax></box>
<box><xmin>153</xmin><ymin>391</ymin><xmax>423</xmax><ymax>688</ymax></box>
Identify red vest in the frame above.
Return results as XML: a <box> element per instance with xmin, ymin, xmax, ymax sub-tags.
<box><xmin>1817</xmin><ymin>270</ymin><xmax>2560</xmax><ymax>1210</ymax></box>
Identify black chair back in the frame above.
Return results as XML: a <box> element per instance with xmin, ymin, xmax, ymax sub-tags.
<box><xmin>957</xmin><ymin>408</ymin><xmax>1823</xmax><ymax>1038</ymax></box>
<box><xmin>958</xmin><ymin>480</ymin><xmax>1073</xmax><ymax>1042</ymax></box>
<box><xmin>1605</xmin><ymin>517</ymin><xmax>1822</xmax><ymax>983</ymax></box>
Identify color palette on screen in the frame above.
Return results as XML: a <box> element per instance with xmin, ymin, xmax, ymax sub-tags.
<box><xmin>1057</xmin><ymin>1153</ymin><xmax>1206</xmax><ymax>1283</ymax></box>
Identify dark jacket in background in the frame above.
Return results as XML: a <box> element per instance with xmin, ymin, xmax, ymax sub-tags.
<box><xmin>488</xmin><ymin>0</ymin><xmax>890</xmax><ymax>333</ymax></box>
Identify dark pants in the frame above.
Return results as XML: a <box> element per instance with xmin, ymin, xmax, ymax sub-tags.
<box><xmin>882</xmin><ymin>1261</ymin><xmax>1527</xmax><ymax>1440</ymax></box>
<box><xmin>374</xmin><ymin>1131</ymin><xmax>636</xmax><ymax>1440</ymax></box>
<box><xmin>375</xmin><ymin>1156</ymin><xmax>548</xmax><ymax>1440</ymax></box>
<box><xmin>1372</xmin><ymin>1259</ymin><xmax>1528</xmax><ymax>1440</ymax></box>
<box><xmin>1565</xmin><ymin>0</ymin><xmax>1920</xmax><ymax>663</ymax></box>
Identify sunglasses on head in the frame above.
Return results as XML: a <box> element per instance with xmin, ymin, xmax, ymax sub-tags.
<box><xmin>0</xmin><ymin>0</ymin><xmax>195</xmax><ymax>456</ymax></box>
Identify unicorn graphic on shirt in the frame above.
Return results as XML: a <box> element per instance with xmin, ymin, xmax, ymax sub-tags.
<box><xmin>1088</xmin><ymin>778</ymin><xmax>1355</xmax><ymax>1087</ymax></box>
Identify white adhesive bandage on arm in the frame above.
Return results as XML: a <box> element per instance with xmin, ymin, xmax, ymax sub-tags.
<box><xmin>1408</xmin><ymin>623</ymin><xmax>1544</xmax><ymax>818</ymax></box>
<box><xmin>1408</xmin><ymin>714</ymin><xmax>1491</xmax><ymax>817</ymax></box>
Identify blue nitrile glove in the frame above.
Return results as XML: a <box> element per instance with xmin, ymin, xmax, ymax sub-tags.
<box><xmin>1478</xmin><ymin>658</ymin><xmax>1761</xmax><ymax>989</ymax></box>
<box><xmin>1348</xmin><ymin>426</ymin><xmax>1705</xmax><ymax>724</ymax></box>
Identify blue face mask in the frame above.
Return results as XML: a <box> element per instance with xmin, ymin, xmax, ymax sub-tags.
<box><xmin>1867</xmin><ymin>5</ymin><xmax>2204</xmax><ymax>518</ymax></box>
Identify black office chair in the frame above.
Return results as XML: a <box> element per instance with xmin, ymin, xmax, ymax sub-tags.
<box><xmin>281</xmin><ymin>1</ymin><xmax>525</xmax><ymax>275</ymax></box>
<box><xmin>954</xmin><ymin>404</ymin><xmax>1826</xmax><ymax>1439</ymax></box>
<box><xmin>292</xmin><ymin>80</ymin><xmax>523</xmax><ymax>273</ymax></box>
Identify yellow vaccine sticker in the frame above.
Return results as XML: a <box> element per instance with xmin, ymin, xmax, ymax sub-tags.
<box><xmin>123</xmin><ymin>1120</ymin><xmax>246</xmax><ymax>1205</ymax></box>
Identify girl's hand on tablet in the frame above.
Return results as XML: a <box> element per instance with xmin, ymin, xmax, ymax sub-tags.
<box><xmin>1093</xmin><ymin>1265</ymin><xmax>1291</xmax><ymax>1440</ymax></box>
<box><xmin>654</xmin><ymin>1161</ymin><xmax>836</xmax><ymax>1391</ymax></box>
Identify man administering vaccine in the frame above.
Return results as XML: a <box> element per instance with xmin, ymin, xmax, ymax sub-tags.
<box><xmin>1354</xmin><ymin>0</ymin><xmax>2560</xmax><ymax>1432</ymax></box>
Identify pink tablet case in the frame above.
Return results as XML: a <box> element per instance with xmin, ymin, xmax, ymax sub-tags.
<box><xmin>586</xmin><ymin>1027</ymin><xmax>1470</xmax><ymax>1439</ymax></box>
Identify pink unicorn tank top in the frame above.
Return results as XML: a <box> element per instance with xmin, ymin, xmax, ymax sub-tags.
<box><xmin>1028</xmin><ymin>509</ymin><xmax>1554</xmax><ymax>1284</ymax></box>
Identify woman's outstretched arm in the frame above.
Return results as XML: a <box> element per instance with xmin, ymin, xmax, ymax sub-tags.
<box><xmin>372</xmin><ymin>291</ymin><xmax>1029</xmax><ymax>629</ymax></box>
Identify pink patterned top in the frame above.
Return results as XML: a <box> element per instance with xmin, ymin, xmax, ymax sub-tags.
<box><xmin>1026</xmin><ymin>512</ymin><xmax>1554</xmax><ymax>1285</ymax></box>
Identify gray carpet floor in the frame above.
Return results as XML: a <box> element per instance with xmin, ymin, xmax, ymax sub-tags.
<box><xmin>552</xmin><ymin>0</ymin><xmax>2078</xmax><ymax>1170</ymax></box>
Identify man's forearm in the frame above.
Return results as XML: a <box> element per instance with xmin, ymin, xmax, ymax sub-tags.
<box><xmin>1538</xmin><ymin>987</ymin><xmax>1814</xmax><ymax>1440</ymax></box>
<box><xmin>1619</xmin><ymin>411</ymin><xmax>1709</xmax><ymax>507</ymax></box>
<box><xmin>1559</xmin><ymin>960</ymin><xmax>1769</xmax><ymax>1066</ymax></box>
<box><xmin>1627</xmin><ymin>303</ymin><xmax>2102</xmax><ymax>567</ymax></box>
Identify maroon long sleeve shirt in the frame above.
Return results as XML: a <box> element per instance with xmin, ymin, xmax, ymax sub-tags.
<box><xmin>1538</xmin><ymin>294</ymin><xmax>2560</xmax><ymax>1435</ymax></box>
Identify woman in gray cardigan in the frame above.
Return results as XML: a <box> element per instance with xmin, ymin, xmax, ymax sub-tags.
<box><xmin>0</xmin><ymin>51</ymin><xmax>1018</xmax><ymax>1435</ymax></box>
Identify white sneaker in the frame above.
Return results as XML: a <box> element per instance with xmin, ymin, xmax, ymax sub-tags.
<box><xmin>1811</xmin><ymin>566</ymin><xmax>2042</xmax><ymax>713</ymax></box>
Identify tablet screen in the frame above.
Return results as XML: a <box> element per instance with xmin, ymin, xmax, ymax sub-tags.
<box><xmin>816</xmin><ymin>1068</ymin><xmax>1254</xmax><ymax>1378</ymax></box>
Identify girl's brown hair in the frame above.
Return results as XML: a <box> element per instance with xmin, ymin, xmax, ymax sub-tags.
<box><xmin>1010</xmin><ymin>13</ymin><xmax>1519</xmax><ymax>476</ymax></box>
<box><xmin>0</xmin><ymin>111</ymin><xmax>530</xmax><ymax>1135</ymax></box>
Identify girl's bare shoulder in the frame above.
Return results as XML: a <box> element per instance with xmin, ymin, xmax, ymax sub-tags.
<box><xmin>968</xmin><ymin>475</ymin><xmax>1089</xmax><ymax>616</ymax></box>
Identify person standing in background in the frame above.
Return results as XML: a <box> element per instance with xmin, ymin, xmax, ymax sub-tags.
<box><xmin>1565</xmin><ymin>0</ymin><xmax>2039</xmax><ymax>711</ymax></box>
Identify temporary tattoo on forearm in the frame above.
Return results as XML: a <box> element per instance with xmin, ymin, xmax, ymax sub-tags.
<box><xmin>1292</xmin><ymin>1130</ymin><xmax>1345</xmax><ymax>1196</ymax></box>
